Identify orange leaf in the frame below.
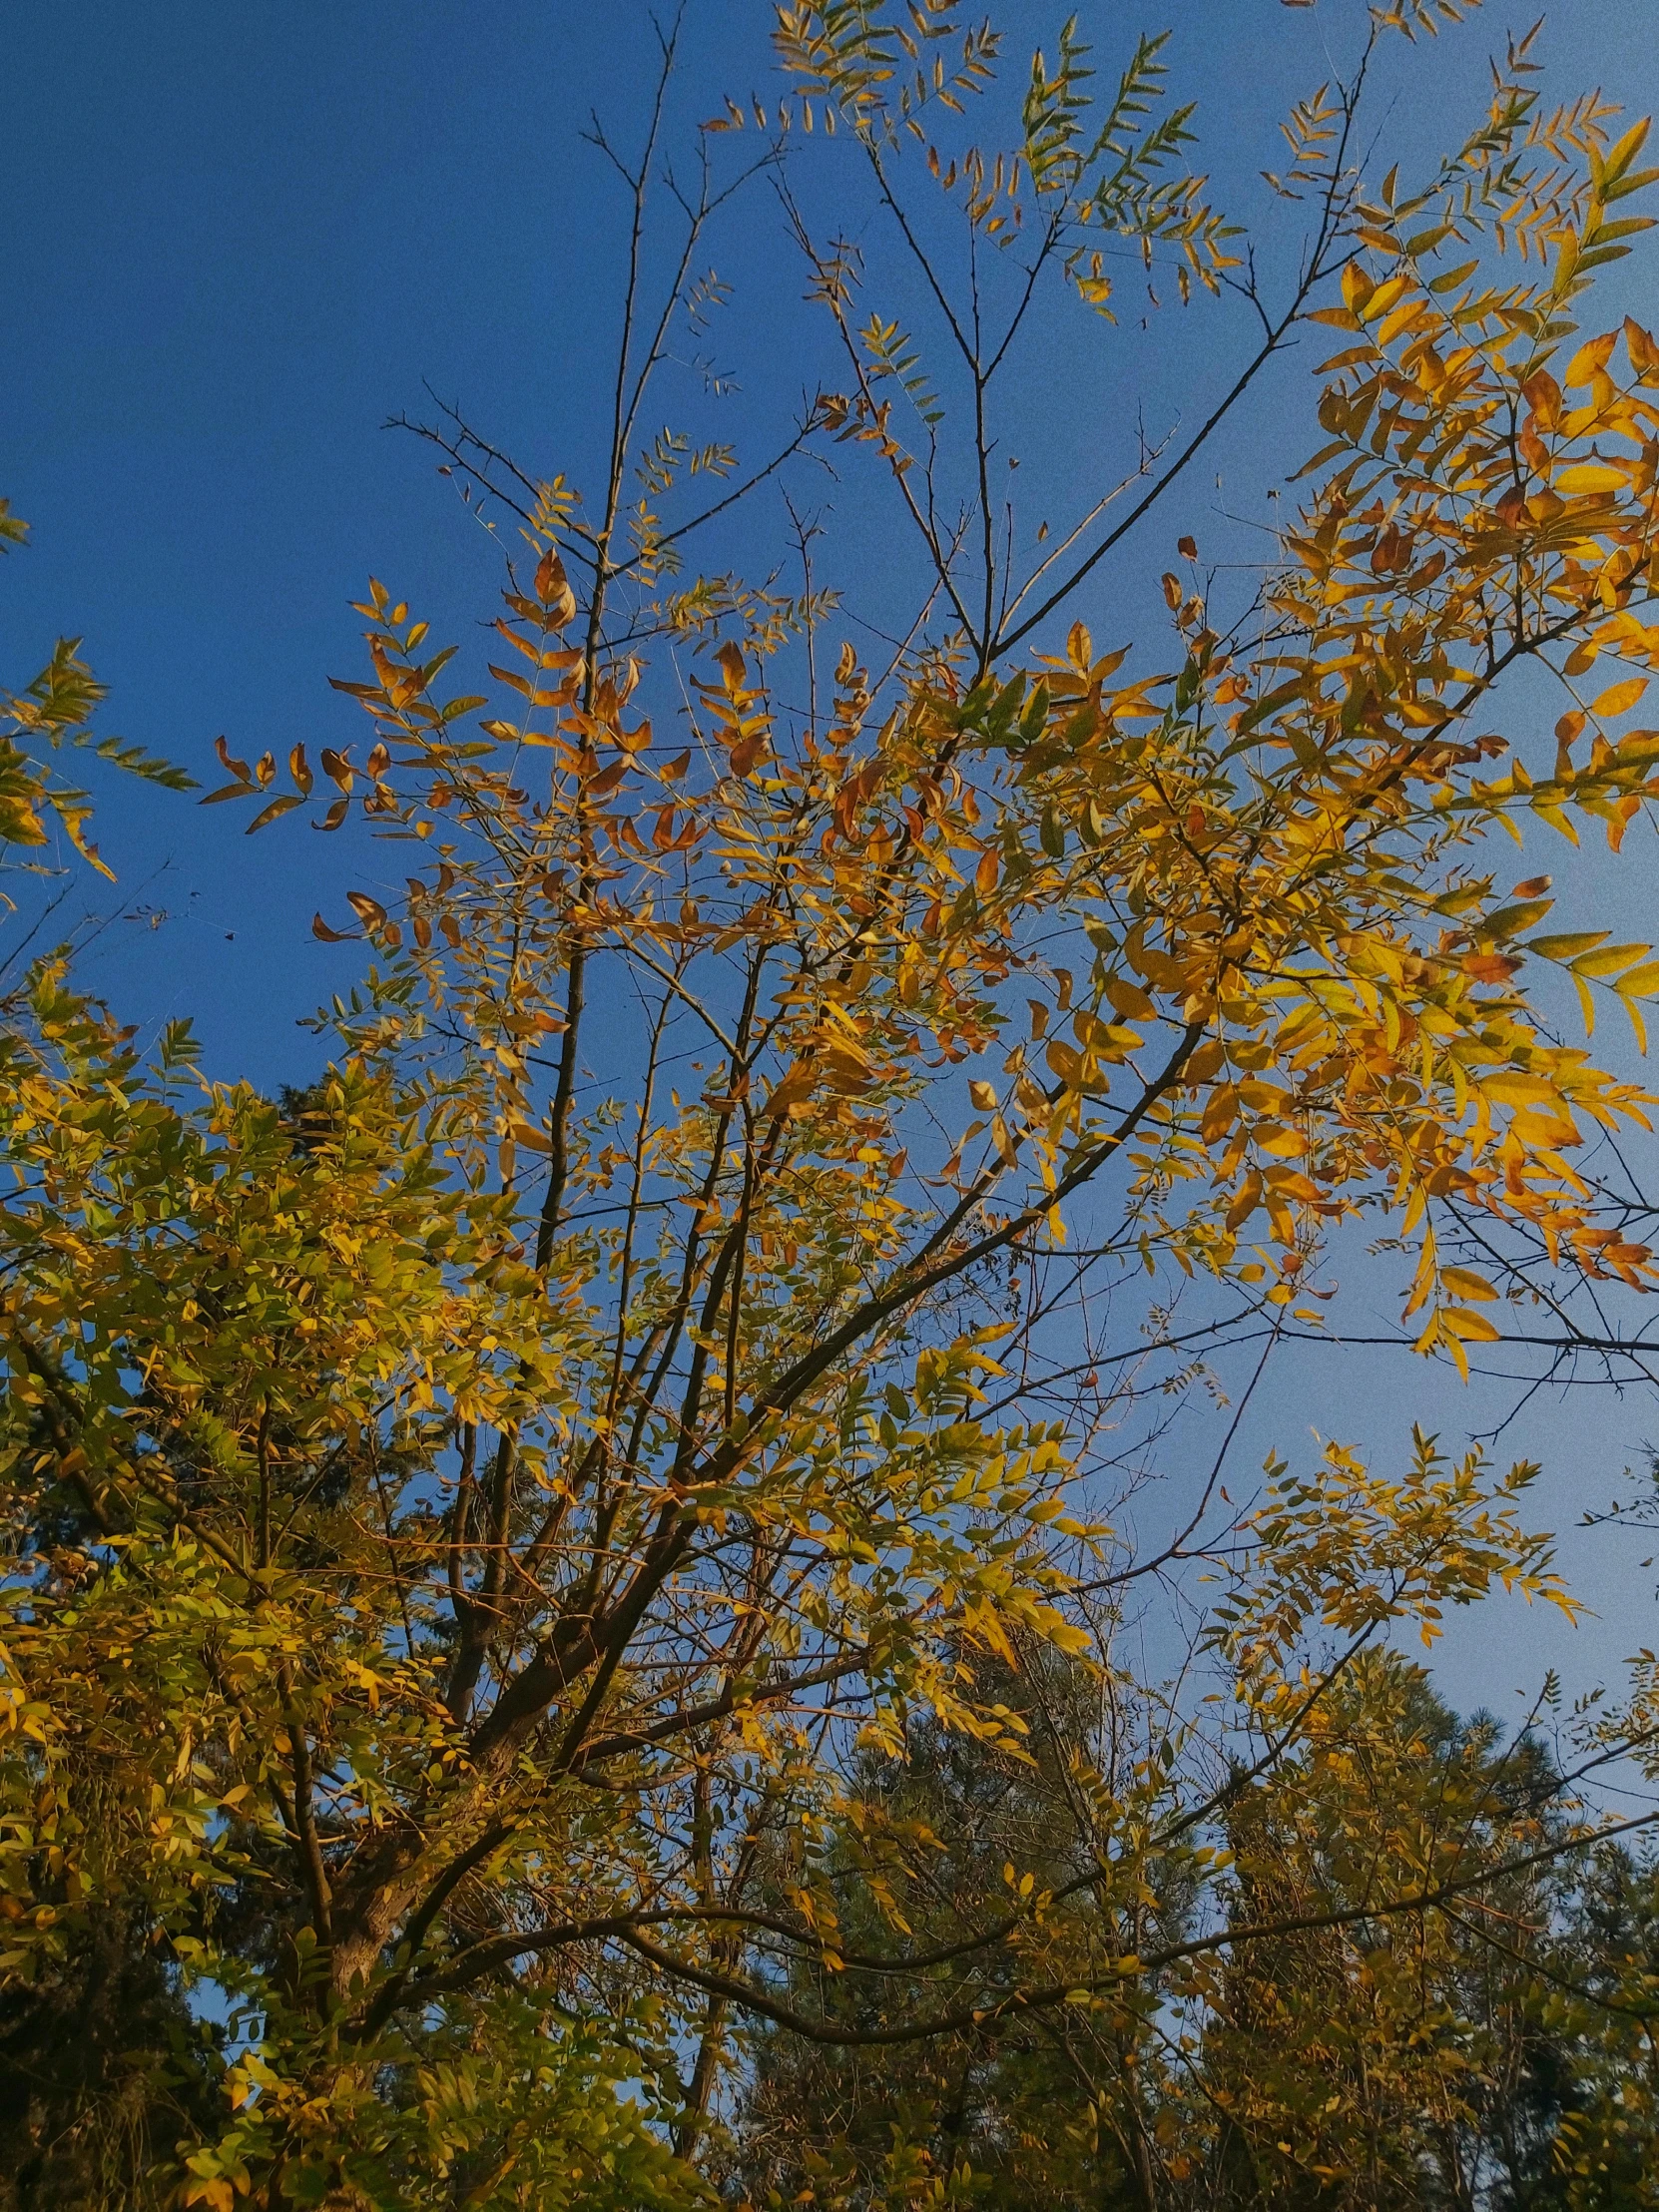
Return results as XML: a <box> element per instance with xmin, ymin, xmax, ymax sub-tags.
<box><xmin>1521</xmin><ymin>368</ymin><xmax>1561</xmax><ymax>428</ymax></box>
<box><xmin>1225</xmin><ymin>1170</ymin><xmax>1263</xmax><ymax>1231</ymax></box>
<box><xmin>1564</xmin><ymin>330</ymin><xmax>1618</xmax><ymax>388</ymax></box>
<box><xmin>1463</xmin><ymin>951</ymin><xmax>1521</xmax><ymax>983</ymax></box>
<box><xmin>534</xmin><ymin>546</ymin><xmax>576</xmax><ymax>624</ymax></box>
<box><xmin>1625</xmin><ymin>317</ymin><xmax>1659</xmax><ymax>381</ymax></box>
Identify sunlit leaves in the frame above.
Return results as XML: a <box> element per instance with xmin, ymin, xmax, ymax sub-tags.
<box><xmin>1</xmin><ymin>618</ymin><xmax>195</xmax><ymax>893</ymax></box>
<box><xmin>859</xmin><ymin>311</ymin><xmax>944</xmax><ymax>425</ymax></box>
<box><xmin>11</xmin><ymin>16</ymin><xmax>1659</xmax><ymax>2207</ymax></box>
<box><xmin>1215</xmin><ymin>1429</ymin><xmax>1574</xmax><ymax>1681</ymax></box>
<box><xmin>769</xmin><ymin>0</ymin><xmax>999</xmax><ymax>142</ymax></box>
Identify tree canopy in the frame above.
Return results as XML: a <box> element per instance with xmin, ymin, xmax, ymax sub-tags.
<box><xmin>7</xmin><ymin>4</ymin><xmax>1659</xmax><ymax>2206</ymax></box>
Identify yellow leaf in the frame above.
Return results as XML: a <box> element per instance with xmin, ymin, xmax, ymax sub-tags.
<box><xmin>1257</xmin><ymin>1123</ymin><xmax>1308</xmax><ymax>1157</ymax></box>
<box><xmin>0</xmin><ymin>794</ymin><xmax>47</xmax><ymax>846</ymax></box>
<box><xmin>1360</xmin><ymin>274</ymin><xmax>1410</xmax><ymax>324</ymax></box>
<box><xmin>1526</xmin><ymin>930</ymin><xmax>1609</xmax><ymax>960</ymax></box>
<box><xmin>1342</xmin><ymin>265</ymin><xmax>1376</xmax><ymax>315</ymax></box>
<box><xmin>1478</xmin><ymin>1072</ymin><xmax>1556</xmax><ymax>1107</ymax></box>
<box><xmin>1438</xmin><ymin>1306</ymin><xmax>1501</xmax><ymax>1343</ymax></box>
<box><xmin>1593</xmin><ymin>677</ymin><xmax>1648</xmax><ymax>718</ymax></box>
<box><xmin>1572</xmin><ymin>942</ymin><xmax>1647</xmax><ymax>978</ymax></box>
<box><xmin>1103</xmin><ymin>974</ymin><xmax>1157</xmax><ymax>1022</ymax></box>
<box><xmin>1554</xmin><ymin>463</ymin><xmax>1626</xmax><ymax>496</ymax></box>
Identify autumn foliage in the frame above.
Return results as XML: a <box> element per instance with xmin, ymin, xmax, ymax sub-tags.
<box><xmin>7</xmin><ymin>4</ymin><xmax>1659</xmax><ymax>2206</ymax></box>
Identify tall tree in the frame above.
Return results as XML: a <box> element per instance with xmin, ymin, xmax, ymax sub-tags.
<box><xmin>722</xmin><ymin>1641</ymin><xmax>1157</xmax><ymax>2209</ymax></box>
<box><xmin>7</xmin><ymin>6</ymin><xmax>1659</xmax><ymax>2206</ymax></box>
<box><xmin>727</xmin><ymin>1652</ymin><xmax>1659</xmax><ymax>2210</ymax></box>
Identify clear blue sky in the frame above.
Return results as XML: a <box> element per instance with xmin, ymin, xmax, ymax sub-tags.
<box><xmin>5</xmin><ymin>0</ymin><xmax>1659</xmax><ymax>1729</ymax></box>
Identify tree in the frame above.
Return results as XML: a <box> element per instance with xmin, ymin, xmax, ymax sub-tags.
<box><xmin>6</xmin><ymin>4</ymin><xmax>1659</xmax><ymax>2205</ymax></box>
<box><xmin>0</xmin><ymin>503</ymin><xmax>194</xmax><ymax>935</ymax></box>
<box><xmin>722</xmin><ymin>1640</ymin><xmax>1158</xmax><ymax>2209</ymax></box>
<box><xmin>1184</xmin><ymin>1654</ymin><xmax>1574</xmax><ymax>2209</ymax></box>
<box><xmin>727</xmin><ymin>1650</ymin><xmax>1659</xmax><ymax>2210</ymax></box>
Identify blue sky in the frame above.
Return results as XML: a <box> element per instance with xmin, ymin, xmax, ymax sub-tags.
<box><xmin>6</xmin><ymin>0</ymin><xmax>1659</xmax><ymax>1733</ymax></box>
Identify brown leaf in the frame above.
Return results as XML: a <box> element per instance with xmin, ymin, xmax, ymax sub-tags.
<box><xmin>215</xmin><ymin>735</ymin><xmax>253</xmax><ymax>783</ymax></box>
<box><xmin>1463</xmin><ymin>951</ymin><xmax>1522</xmax><ymax>983</ymax></box>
